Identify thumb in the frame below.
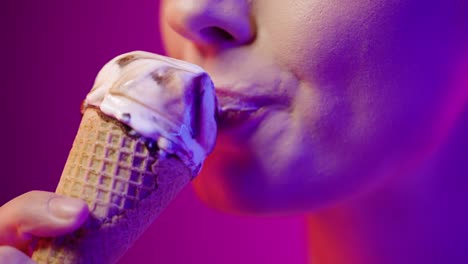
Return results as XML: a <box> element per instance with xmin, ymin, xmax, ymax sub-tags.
<box><xmin>0</xmin><ymin>246</ymin><xmax>36</xmax><ymax>264</ymax></box>
<box><xmin>0</xmin><ymin>191</ymin><xmax>89</xmax><ymax>250</ymax></box>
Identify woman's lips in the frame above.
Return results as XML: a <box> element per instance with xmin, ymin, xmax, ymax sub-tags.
<box><xmin>215</xmin><ymin>89</ymin><xmax>290</xmax><ymax>131</ymax></box>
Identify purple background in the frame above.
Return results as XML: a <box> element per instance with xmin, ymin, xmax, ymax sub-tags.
<box><xmin>1</xmin><ymin>1</ymin><xmax>309</xmax><ymax>263</ymax></box>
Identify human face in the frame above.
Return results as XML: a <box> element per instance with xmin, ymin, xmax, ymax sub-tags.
<box><xmin>160</xmin><ymin>0</ymin><xmax>466</xmax><ymax>214</ymax></box>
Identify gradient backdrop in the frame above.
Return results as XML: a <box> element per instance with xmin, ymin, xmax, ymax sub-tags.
<box><xmin>1</xmin><ymin>0</ymin><xmax>309</xmax><ymax>263</ymax></box>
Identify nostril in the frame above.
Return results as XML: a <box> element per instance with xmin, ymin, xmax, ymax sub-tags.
<box><xmin>199</xmin><ymin>27</ymin><xmax>235</xmax><ymax>43</ymax></box>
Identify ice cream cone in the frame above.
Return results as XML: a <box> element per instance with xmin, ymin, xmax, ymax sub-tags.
<box><xmin>31</xmin><ymin>51</ymin><xmax>217</xmax><ymax>264</ymax></box>
<box><xmin>32</xmin><ymin>107</ymin><xmax>191</xmax><ymax>264</ymax></box>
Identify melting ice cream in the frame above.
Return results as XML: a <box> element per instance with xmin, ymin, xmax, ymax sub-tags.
<box><xmin>84</xmin><ymin>51</ymin><xmax>217</xmax><ymax>176</ymax></box>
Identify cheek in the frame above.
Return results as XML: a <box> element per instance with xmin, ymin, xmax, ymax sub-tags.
<box><xmin>261</xmin><ymin>0</ymin><xmax>378</xmax><ymax>82</ymax></box>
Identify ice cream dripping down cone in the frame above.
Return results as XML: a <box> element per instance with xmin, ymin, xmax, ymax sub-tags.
<box><xmin>31</xmin><ymin>51</ymin><xmax>217</xmax><ymax>264</ymax></box>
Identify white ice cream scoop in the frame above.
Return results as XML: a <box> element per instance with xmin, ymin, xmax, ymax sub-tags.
<box><xmin>85</xmin><ymin>51</ymin><xmax>217</xmax><ymax>176</ymax></box>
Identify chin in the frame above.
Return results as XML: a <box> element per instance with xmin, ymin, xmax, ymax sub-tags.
<box><xmin>192</xmin><ymin>134</ymin><xmax>397</xmax><ymax>216</ymax></box>
<box><xmin>192</xmin><ymin>142</ymin><xmax>339</xmax><ymax>216</ymax></box>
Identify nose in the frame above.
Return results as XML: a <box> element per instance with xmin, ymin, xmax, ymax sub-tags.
<box><xmin>163</xmin><ymin>0</ymin><xmax>255</xmax><ymax>49</ymax></box>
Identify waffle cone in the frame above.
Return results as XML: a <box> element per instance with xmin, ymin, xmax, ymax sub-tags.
<box><xmin>31</xmin><ymin>107</ymin><xmax>191</xmax><ymax>264</ymax></box>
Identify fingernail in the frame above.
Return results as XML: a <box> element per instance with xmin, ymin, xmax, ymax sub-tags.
<box><xmin>48</xmin><ymin>196</ymin><xmax>86</xmax><ymax>220</ymax></box>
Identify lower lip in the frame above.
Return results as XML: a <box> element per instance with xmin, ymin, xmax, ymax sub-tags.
<box><xmin>217</xmin><ymin>107</ymin><xmax>265</xmax><ymax>131</ymax></box>
<box><xmin>215</xmin><ymin>89</ymin><xmax>289</xmax><ymax>132</ymax></box>
<box><xmin>218</xmin><ymin>109</ymin><xmax>260</xmax><ymax>130</ymax></box>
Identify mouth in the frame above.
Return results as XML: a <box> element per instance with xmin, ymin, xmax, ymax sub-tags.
<box><xmin>215</xmin><ymin>89</ymin><xmax>290</xmax><ymax>131</ymax></box>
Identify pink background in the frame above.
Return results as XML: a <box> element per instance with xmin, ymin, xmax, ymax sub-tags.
<box><xmin>1</xmin><ymin>0</ymin><xmax>309</xmax><ymax>263</ymax></box>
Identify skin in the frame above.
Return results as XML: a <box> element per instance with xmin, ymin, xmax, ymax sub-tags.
<box><xmin>161</xmin><ymin>0</ymin><xmax>467</xmax><ymax>213</ymax></box>
<box><xmin>1</xmin><ymin>0</ymin><xmax>467</xmax><ymax>263</ymax></box>
<box><xmin>160</xmin><ymin>0</ymin><xmax>468</xmax><ymax>263</ymax></box>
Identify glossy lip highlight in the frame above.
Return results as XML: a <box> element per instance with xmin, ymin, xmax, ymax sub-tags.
<box><xmin>215</xmin><ymin>88</ymin><xmax>291</xmax><ymax>130</ymax></box>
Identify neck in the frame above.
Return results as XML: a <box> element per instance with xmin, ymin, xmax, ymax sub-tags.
<box><xmin>307</xmin><ymin>105</ymin><xmax>468</xmax><ymax>264</ymax></box>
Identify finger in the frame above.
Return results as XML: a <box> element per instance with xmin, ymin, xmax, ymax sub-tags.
<box><xmin>0</xmin><ymin>191</ymin><xmax>89</xmax><ymax>249</ymax></box>
<box><xmin>0</xmin><ymin>246</ymin><xmax>36</xmax><ymax>264</ymax></box>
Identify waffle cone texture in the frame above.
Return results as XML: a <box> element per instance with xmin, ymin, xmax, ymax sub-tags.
<box><xmin>32</xmin><ymin>107</ymin><xmax>191</xmax><ymax>264</ymax></box>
